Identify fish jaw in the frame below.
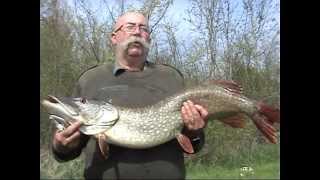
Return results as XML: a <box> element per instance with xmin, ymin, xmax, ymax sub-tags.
<box><xmin>41</xmin><ymin>95</ymin><xmax>119</xmax><ymax>135</ymax></box>
<box><xmin>41</xmin><ymin>96</ymin><xmax>82</xmax><ymax>123</ymax></box>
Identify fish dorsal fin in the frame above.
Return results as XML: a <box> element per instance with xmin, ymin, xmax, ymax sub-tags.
<box><xmin>97</xmin><ymin>133</ymin><xmax>110</xmax><ymax>159</ymax></box>
<box><xmin>176</xmin><ymin>133</ymin><xmax>194</xmax><ymax>154</ymax></box>
<box><xmin>207</xmin><ymin>80</ymin><xmax>243</xmax><ymax>95</ymax></box>
<box><xmin>219</xmin><ymin>113</ymin><xmax>246</xmax><ymax>128</ymax></box>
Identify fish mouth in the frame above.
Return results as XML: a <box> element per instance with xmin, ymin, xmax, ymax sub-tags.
<box><xmin>47</xmin><ymin>95</ymin><xmax>59</xmax><ymax>103</ymax></box>
<box><xmin>42</xmin><ymin>95</ymin><xmax>79</xmax><ymax>116</ymax></box>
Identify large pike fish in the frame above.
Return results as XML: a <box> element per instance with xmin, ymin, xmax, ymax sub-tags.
<box><xmin>41</xmin><ymin>81</ymin><xmax>280</xmax><ymax>158</ymax></box>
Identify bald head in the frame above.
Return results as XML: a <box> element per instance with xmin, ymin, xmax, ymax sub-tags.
<box><xmin>113</xmin><ymin>12</ymin><xmax>149</xmax><ymax>32</ymax></box>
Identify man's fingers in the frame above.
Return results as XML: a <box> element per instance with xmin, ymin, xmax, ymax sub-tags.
<box><xmin>187</xmin><ymin>101</ymin><xmax>201</xmax><ymax>120</ymax></box>
<box><xmin>181</xmin><ymin>106</ymin><xmax>188</xmax><ymax>121</ymax></box>
<box><xmin>65</xmin><ymin>131</ymin><xmax>81</xmax><ymax>145</ymax></box>
<box><xmin>182</xmin><ymin>100</ymin><xmax>204</xmax><ymax>130</ymax></box>
<box><xmin>194</xmin><ymin>104</ymin><xmax>209</xmax><ymax>119</ymax></box>
<box><xmin>181</xmin><ymin>102</ymin><xmax>194</xmax><ymax>130</ymax></box>
<box><xmin>184</xmin><ymin>100</ymin><xmax>202</xmax><ymax>123</ymax></box>
<box><xmin>182</xmin><ymin>100</ymin><xmax>210</xmax><ymax>130</ymax></box>
<box><xmin>182</xmin><ymin>101</ymin><xmax>193</xmax><ymax>118</ymax></box>
<box><xmin>183</xmin><ymin>100</ymin><xmax>201</xmax><ymax>120</ymax></box>
<box><xmin>181</xmin><ymin>106</ymin><xmax>193</xmax><ymax>128</ymax></box>
<box><xmin>61</xmin><ymin>121</ymin><xmax>83</xmax><ymax>137</ymax></box>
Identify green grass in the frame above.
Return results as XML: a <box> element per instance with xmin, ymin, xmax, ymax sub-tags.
<box><xmin>186</xmin><ymin>161</ymin><xmax>280</xmax><ymax>179</ymax></box>
<box><xmin>40</xmin><ymin>143</ymin><xmax>279</xmax><ymax>179</ymax></box>
<box><xmin>40</xmin><ymin>148</ymin><xmax>85</xmax><ymax>179</ymax></box>
<box><xmin>41</xmin><ymin>149</ymin><xmax>279</xmax><ymax>179</ymax></box>
<box><xmin>185</xmin><ymin>142</ymin><xmax>280</xmax><ymax>179</ymax></box>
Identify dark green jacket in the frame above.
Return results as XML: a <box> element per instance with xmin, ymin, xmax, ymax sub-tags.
<box><xmin>52</xmin><ymin>61</ymin><xmax>205</xmax><ymax>179</ymax></box>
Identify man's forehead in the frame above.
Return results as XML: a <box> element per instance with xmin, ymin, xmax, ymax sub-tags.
<box><xmin>115</xmin><ymin>12</ymin><xmax>149</xmax><ymax>28</ymax></box>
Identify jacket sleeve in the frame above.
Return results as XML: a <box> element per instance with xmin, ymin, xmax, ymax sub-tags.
<box><xmin>181</xmin><ymin>128</ymin><xmax>206</xmax><ymax>154</ymax></box>
<box><xmin>51</xmin><ymin>82</ymin><xmax>90</xmax><ymax>162</ymax></box>
<box><xmin>51</xmin><ymin>130</ymin><xmax>90</xmax><ymax>162</ymax></box>
<box><xmin>190</xmin><ymin>130</ymin><xmax>205</xmax><ymax>154</ymax></box>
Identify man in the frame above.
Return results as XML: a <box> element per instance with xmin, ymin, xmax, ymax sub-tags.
<box><xmin>51</xmin><ymin>11</ymin><xmax>209</xmax><ymax>179</ymax></box>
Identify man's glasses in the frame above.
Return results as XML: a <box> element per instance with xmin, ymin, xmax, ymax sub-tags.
<box><xmin>113</xmin><ymin>23</ymin><xmax>150</xmax><ymax>34</ymax></box>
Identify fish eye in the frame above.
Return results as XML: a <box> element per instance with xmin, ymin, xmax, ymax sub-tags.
<box><xmin>81</xmin><ymin>98</ymin><xmax>87</xmax><ymax>104</ymax></box>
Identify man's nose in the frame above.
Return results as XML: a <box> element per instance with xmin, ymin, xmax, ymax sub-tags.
<box><xmin>131</xmin><ymin>27</ymin><xmax>142</xmax><ymax>36</ymax></box>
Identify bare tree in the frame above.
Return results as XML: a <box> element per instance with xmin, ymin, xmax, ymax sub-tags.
<box><xmin>186</xmin><ymin>0</ymin><xmax>225</xmax><ymax>78</ymax></box>
<box><xmin>138</xmin><ymin>0</ymin><xmax>173</xmax><ymax>34</ymax></box>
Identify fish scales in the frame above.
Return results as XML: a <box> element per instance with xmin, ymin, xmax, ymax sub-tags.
<box><xmin>105</xmin><ymin>106</ymin><xmax>182</xmax><ymax>148</ymax></box>
<box><xmin>42</xmin><ymin>82</ymin><xmax>280</xmax><ymax>151</ymax></box>
<box><xmin>103</xmin><ymin>85</ymin><xmax>256</xmax><ymax>148</ymax></box>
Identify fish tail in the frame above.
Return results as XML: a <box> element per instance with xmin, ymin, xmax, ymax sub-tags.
<box><xmin>257</xmin><ymin>101</ymin><xmax>280</xmax><ymax>124</ymax></box>
<box><xmin>251</xmin><ymin>102</ymin><xmax>280</xmax><ymax>144</ymax></box>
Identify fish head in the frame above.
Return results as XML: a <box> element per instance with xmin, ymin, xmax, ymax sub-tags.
<box><xmin>42</xmin><ymin>95</ymin><xmax>80</xmax><ymax>123</ymax></box>
<box><xmin>41</xmin><ymin>95</ymin><xmax>119</xmax><ymax>135</ymax></box>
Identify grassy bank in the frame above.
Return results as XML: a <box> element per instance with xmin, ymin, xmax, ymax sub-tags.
<box><xmin>186</xmin><ymin>161</ymin><xmax>279</xmax><ymax>179</ymax></box>
<box><xmin>41</xmin><ymin>156</ymin><xmax>279</xmax><ymax>179</ymax></box>
<box><xmin>41</xmin><ymin>143</ymin><xmax>279</xmax><ymax>179</ymax></box>
<box><xmin>185</xmin><ymin>142</ymin><xmax>280</xmax><ymax>179</ymax></box>
<box><xmin>40</xmin><ymin>148</ymin><xmax>85</xmax><ymax>179</ymax></box>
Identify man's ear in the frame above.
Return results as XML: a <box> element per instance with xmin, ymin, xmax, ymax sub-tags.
<box><xmin>111</xmin><ymin>32</ymin><xmax>117</xmax><ymax>45</ymax></box>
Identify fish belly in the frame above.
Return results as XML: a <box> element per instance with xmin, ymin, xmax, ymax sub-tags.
<box><xmin>104</xmin><ymin>111</ymin><xmax>183</xmax><ymax>149</ymax></box>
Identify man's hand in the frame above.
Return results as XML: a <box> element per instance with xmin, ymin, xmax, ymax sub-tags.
<box><xmin>53</xmin><ymin>121</ymin><xmax>84</xmax><ymax>154</ymax></box>
<box><xmin>181</xmin><ymin>100</ymin><xmax>209</xmax><ymax>133</ymax></box>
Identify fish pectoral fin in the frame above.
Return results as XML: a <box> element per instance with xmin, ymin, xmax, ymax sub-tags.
<box><xmin>219</xmin><ymin>113</ymin><xmax>246</xmax><ymax>128</ymax></box>
<box><xmin>176</xmin><ymin>133</ymin><xmax>194</xmax><ymax>154</ymax></box>
<box><xmin>97</xmin><ymin>133</ymin><xmax>110</xmax><ymax>159</ymax></box>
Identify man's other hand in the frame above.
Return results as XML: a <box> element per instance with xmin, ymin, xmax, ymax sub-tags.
<box><xmin>181</xmin><ymin>100</ymin><xmax>209</xmax><ymax>132</ymax></box>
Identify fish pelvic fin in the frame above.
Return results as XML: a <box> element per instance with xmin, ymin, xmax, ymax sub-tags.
<box><xmin>97</xmin><ymin>133</ymin><xmax>110</xmax><ymax>159</ymax></box>
<box><xmin>219</xmin><ymin>113</ymin><xmax>246</xmax><ymax>128</ymax></box>
<box><xmin>252</xmin><ymin>102</ymin><xmax>280</xmax><ymax>144</ymax></box>
<box><xmin>176</xmin><ymin>133</ymin><xmax>194</xmax><ymax>154</ymax></box>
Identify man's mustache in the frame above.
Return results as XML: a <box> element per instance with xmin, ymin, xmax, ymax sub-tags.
<box><xmin>118</xmin><ymin>36</ymin><xmax>150</xmax><ymax>51</ymax></box>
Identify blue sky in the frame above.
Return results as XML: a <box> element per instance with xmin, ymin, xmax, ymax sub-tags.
<box><xmin>66</xmin><ymin>0</ymin><xmax>279</xmax><ymax>49</ymax></box>
<box><xmin>66</xmin><ymin>0</ymin><xmax>279</xmax><ymax>32</ymax></box>
<box><xmin>66</xmin><ymin>0</ymin><xmax>194</xmax><ymax>38</ymax></box>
